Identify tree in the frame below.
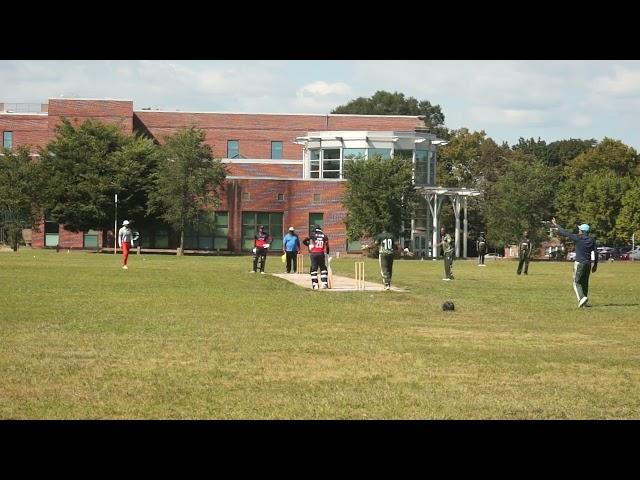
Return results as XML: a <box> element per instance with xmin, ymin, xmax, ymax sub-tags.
<box><xmin>545</xmin><ymin>138</ymin><xmax>596</xmax><ymax>169</ymax></box>
<box><xmin>332</xmin><ymin>90</ymin><xmax>449</xmax><ymax>138</ymax></box>
<box><xmin>556</xmin><ymin>172</ymin><xmax>631</xmax><ymax>246</ymax></box>
<box><xmin>563</xmin><ymin>138</ymin><xmax>639</xmax><ymax>179</ymax></box>
<box><xmin>0</xmin><ymin>147</ymin><xmax>44</xmax><ymax>251</ymax></box>
<box><xmin>40</xmin><ymin>118</ymin><xmax>158</xmax><ymax>232</ymax></box>
<box><xmin>616</xmin><ymin>179</ymin><xmax>640</xmax><ymax>243</ymax></box>
<box><xmin>342</xmin><ymin>154</ymin><xmax>419</xmax><ymax>242</ymax></box>
<box><xmin>147</xmin><ymin>127</ymin><xmax>227</xmax><ymax>254</ymax></box>
<box><xmin>436</xmin><ymin>128</ymin><xmax>511</xmax><ymax>248</ymax></box>
<box><xmin>483</xmin><ymin>157</ymin><xmax>557</xmax><ymax>249</ymax></box>
<box><xmin>555</xmin><ymin>138</ymin><xmax>639</xmax><ymax>245</ymax></box>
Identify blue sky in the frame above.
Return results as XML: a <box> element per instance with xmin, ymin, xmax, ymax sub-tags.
<box><xmin>3</xmin><ymin>60</ymin><xmax>640</xmax><ymax>150</ymax></box>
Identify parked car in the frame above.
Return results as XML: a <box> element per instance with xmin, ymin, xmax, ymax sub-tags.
<box><xmin>597</xmin><ymin>246</ymin><xmax>616</xmax><ymax>260</ymax></box>
<box><xmin>485</xmin><ymin>253</ymin><xmax>503</xmax><ymax>259</ymax></box>
<box><xmin>630</xmin><ymin>247</ymin><xmax>640</xmax><ymax>260</ymax></box>
<box><xmin>566</xmin><ymin>251</ymin><xmax>576</xmax><ymax>261</ymax></box>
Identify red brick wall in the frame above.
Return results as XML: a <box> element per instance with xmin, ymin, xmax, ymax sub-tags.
<box><xmin>0</xmin><ymin>115</ymin><xmax>49</xmax><ymax>152</ymax></box>
<box><xmin>220</xmin><ymin>179</ymin><xmax>347</xmax><ymax>253</ymax></box>
<box><xmin>134</xmin><ymin>111</ymin><xmax>423</xmax><ymax>160</ymax></box>
<box><xmin>226</xmin><ymin>163</ymin><xmax>303</xmax><ymax>177</ymax></box>
<box><xmin>30</xmin><ymin>220</ymin><xmax>84</xmax><ymax>249</ymax></box>
<box><xmin>48</xmin><ymin>99</ymin><xmax>134</xmax><ymax>135</ymax></box>
<box><xmin>327</xmin><ymin>115</ymin><xmax>422</xmax><ymax>131</ymax></box>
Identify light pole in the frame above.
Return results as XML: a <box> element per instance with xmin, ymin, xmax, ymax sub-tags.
<box><xmin>114</xmin><ymin>194</ymin><xmax>118</xmax><ymax>255</ymax></box>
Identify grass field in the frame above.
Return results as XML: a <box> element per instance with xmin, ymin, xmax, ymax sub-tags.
<box><xmin>1</xmin><ymin>249</ymin><xmax>639</xmax><ymax>419</ymax></box>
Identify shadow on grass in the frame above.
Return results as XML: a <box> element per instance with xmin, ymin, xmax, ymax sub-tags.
<box><xmin>590</xmin><ymin>303</ymin><xmax>640</xmax><ymax>308</ymax></box>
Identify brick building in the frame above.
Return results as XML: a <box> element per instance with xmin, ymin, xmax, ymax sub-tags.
<box><xmin>1</xmin><ymin>98</ymin><xmax>444</xmax><ymax>254</ymax></box>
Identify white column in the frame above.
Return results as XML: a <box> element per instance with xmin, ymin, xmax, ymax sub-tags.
<box><xmin>452</xmin><ymin>195</ymin><xmax>461</xmax><ymax>258</ymax></box>
<box><xmin>463</xmin><ymin>196</ymin><xmax>468</xmax><ymax>258</ymax></box>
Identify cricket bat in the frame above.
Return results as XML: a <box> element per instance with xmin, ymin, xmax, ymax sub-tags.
<box><xmin>327</xmin><ymin>256</ymin><xmax>333</xmax><ymax>289</ymax></box>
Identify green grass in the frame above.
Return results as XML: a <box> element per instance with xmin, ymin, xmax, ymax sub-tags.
<box><xmin>1</xmin><ymin>249</ymin><xmax>640</xmax><ymax>419</ymax></box>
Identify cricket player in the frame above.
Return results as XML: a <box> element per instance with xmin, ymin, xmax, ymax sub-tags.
<box><xmin>302</xmin><ymin>225</ymin><xmax>330</xmax><ymax>289</ymax></box>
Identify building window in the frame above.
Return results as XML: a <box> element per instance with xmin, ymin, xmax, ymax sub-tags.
<box><xmin>414</xmin><ymin>149</ymin><xmax>430</xmax><ymax>186</ymax></box>
<box><xmin>368</xmin><ymin>148</ymin><xmax>392</xmax><ymax>160</ymax></box>
<box><xmin>227</xmin><ymin>140</ymin><xmax>239</xmax><ymax>159</ymax></box>
<box><xmin>44</xmin><ymin>219</ymin><xmax>59</xmax><ymax>247</ymax></box>
<box><xmin>136</xmin><ymin>219</ymin><xmax>171</xmax><ymax>249</ymax></box>
<box><xmin>83</xmin><ymin>229</ymin><xmax>99</xmax><ymax>249</ymax></box>
<box><xmin>310</xmin><ymin>149</ymin><xmax>320</xmax><ymax>178</ymax></box>
<box><xmin>394</xmin><ymin>149</ymin><xmax>413</xmax><ymax>160</ymax></box>
<box><xmin>271</xmin><ymin>141</ymin><xmax>283</xmax><ymax>160</ymax></box>
<box><xmin>184</xmin><ymin>211</ymin><xmax>229</xmax><ymax>250</ymax></box>
<box><xmin>277</xmin><ymin>193</ymin><xmax>284</xmax><ymax>201</ymax></box>
<box><xmin>313</xmin><ymin>193</ymin><xmax>321</xmax><ymax>203</ymax></box>
<box><xmin>322</xmin><ymin>149</ymin><xmax>340</xmax><ymax>179</ymax></box>
<box><xmin>242</xmin><ymin>211</ymin><xmax>283</xmax><ymax>251</ymax></box>
<box><xmin>242</xmin><ymin>192</ymin><xmax>250</xmax><ymax>201</ymax></box>
<box><xmin>309</xmin><ymin>213</ymin><xmax>323</xmax><ymax>235</ymax></box>
<box><xmin>3</xmin><ymin>131</ymin><xmax>13</xmax><ymax>150</ymax></box>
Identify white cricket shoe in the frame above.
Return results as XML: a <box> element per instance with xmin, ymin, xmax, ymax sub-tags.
<box><xmin>122</xmin><ymin>265</ymin><xmax>128</xmax><ymax>270</ymax></box>
<box><xmin>578</xmin><ymin>296</ymin><xmax>588</xmax><ymax>308</ymax></box>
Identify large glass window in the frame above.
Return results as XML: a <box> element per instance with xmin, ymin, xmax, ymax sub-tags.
<box><xmin>368</xmin><ymin>148</ymin><xmax>392</xmax><ymax>159</ymax></box>
<box><xmin>227</xmin><ymin>140</ymin><xmax>239</xmax><ymax>159</ymax></box>
<box><xmin>84</xmin><ymin>229</ymin><xmax>99</xmax><ymax>249</ymax></box>
<box><xmin>271</xmin><ymin>141</ymin><xmax>283</xmax><ymax>159</ymax></box>
<box><xmin>415</xmin><ymin>149</ymin><xmax>430</xmax><ymax>186</ymax></box>
<box><xmin>322</xmin><ymin>148</ymin><xmax>340</xmax><ymax>179</ymax></box>
<box><xmin>309</xmin><ymin>149</ymin><xmax>320</xmax><ymax>178</ymax></box>
<box><xmin>45</xmin><ymin>220</ymin><xmax>59</xmax><ymax>247</ymax></box>
<box><xmin>137</xmin><ymin>220</ymin><xmax>171</xmax><ymax>249</ymax></box>
<box><xmin>429</xmin><ymin>151</ymin><xmax>436</xmax><ymax>185</ymax></box>
<box><xmin>395</xmin><ymin>149</ymin><xmax>413</xmax><ymax>160</ymax></box>
<box><xmin>3</xmin><ymin>131</ymin><xmax>13</xmax><ymax>150</ymax></box>
<box><xmin>343</xmin><ymin>148</ymin><xmax>366</xmax><ymax>160</ymax></box>
<box><xmin>242</xmin><ymin>212</ymin><xmax>283</xmax><ymax>251</ymax></box>
<box><xmin>184</xmin><ymin>211</ymin><xmax>229</xmax><ymax>250</ymax></box>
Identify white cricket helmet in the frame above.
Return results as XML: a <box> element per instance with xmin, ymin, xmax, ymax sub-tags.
<box><xmin>122</xmin><ymin>220</ymin><xmax>130</xmax><ymax>226</ymax></box>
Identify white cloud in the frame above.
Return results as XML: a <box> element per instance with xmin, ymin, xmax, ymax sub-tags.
<box><xmin>590</xmin><ymin>65</ymin><xmax>640</xmax><ymax>97</ymax></box>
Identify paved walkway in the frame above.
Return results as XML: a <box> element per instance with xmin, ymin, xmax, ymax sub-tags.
<box><xmin>271</xmin><ymin>272</ymin><xmax>408</xmax><ymax>292</ymax></box>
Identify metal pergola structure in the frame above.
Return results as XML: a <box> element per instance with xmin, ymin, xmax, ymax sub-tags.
<box><xmin>414</xmin><ymin>186</ymin><xmax>481</xmax><ymax>259</ymax></box>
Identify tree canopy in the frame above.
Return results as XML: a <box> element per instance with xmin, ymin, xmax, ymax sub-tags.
<box><xmin>332</xmin><ymin>90</ymin><xmax>449</xmax><ymax>138</ymax></box>
<box><xmin>147</xmin><ymin>127</ymin><xmax>227</xmax><ymax>253</ymax></box>
<box><xmin>0</xmin><ymin>146</ymin><xmax>44</xmax><ymax>250</ymax></box>
<box><xmin>342</xmin><ymin>154</ymin><xmax>418</xmax><ymax>242</ymax></box>
<box><xmin>39</xmin><ymin>118</ymin><xmax>158</xmax><ymax>232</ymax></box>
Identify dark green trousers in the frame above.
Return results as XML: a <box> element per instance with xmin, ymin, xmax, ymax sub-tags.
<box><xmin>573</xmin><ymin>261</ymin><xmax>591</xmax><ymax>300</ymax></box>
<box><xmin>517</xmin><ymin>255</ymin><xmax>529</xmax><ymax>274</ymax></box>
<box><xmin>379</xmin><ymin>254</ymin><xmax>394</xmax><ymax>286</ymax></box>
<box><xmin>443</xmin><ymin>251</ymin><xmax>454</xmax><ymax>279</ymax></box>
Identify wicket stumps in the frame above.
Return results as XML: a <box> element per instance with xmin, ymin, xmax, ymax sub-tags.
<box><xmin>296</xmin><ymin>253</ymin><xmax>305</xmax><ymax>274</ymax></box>
<box><xmin>354</xmin><ymin>261</ymin><xmax>365</xmax><ymax>290</ymax></box>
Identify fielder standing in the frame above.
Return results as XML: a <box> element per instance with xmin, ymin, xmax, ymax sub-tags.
<box><xmin>551</xmin><ymin>217</ymin><xmax>598</xmax><ymax>308</ymax></box>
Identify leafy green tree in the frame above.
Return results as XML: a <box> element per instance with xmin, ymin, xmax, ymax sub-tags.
<box><xmin>556</xmin><ymin>172</ymin><xmax>631</xmax><ymax>245</ymax></box>
<box><xmin>343</xmin><ymin>155</ymin><xmax>419</xmax><ymax>242</ymax></box>
<box><xmin>484</xmin><ymin>157</ymin><xmax>557</xmax><ymax>249</ymax></box>
<box><xmin>436</xmin><ymin>128</ymin><xmax>511</xmax><ymax>250</ymax></box>
<box><xmin>555</xmin><ymin>138</ymin><xmax>638</xmax><ymax>245</ymax></box>
<box><xmin>332</xmin><ymin>90</ymin><xmax>449</xmax><ymax>138</ymax></box>
<box><xmin>0</xmin><ymin>147</ymin><xmax>44</xmax><ymax>250</ymax></box>
<box><xmin>40</xmin><ymin>118</ymin><xmax>158</xmax><ymax>232</ymax></box>
<box><xmin>147</xmin><ymin>127</ymin><xmax>227</xmax><ymax>254</ymax></box>
<box><xmin>616</xmin><ymin>179</ymin><xmax>640</xmax><ymax>243</ymax></box>
<box><xmin>545</xmin><ymin>138</ymin><xmax>596</xmax><ymax>169</ymax></box>
<box><xmin>563</xmin><ymin>138</ymin><xmax>639</xmax><ymax>179</ymax></box>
